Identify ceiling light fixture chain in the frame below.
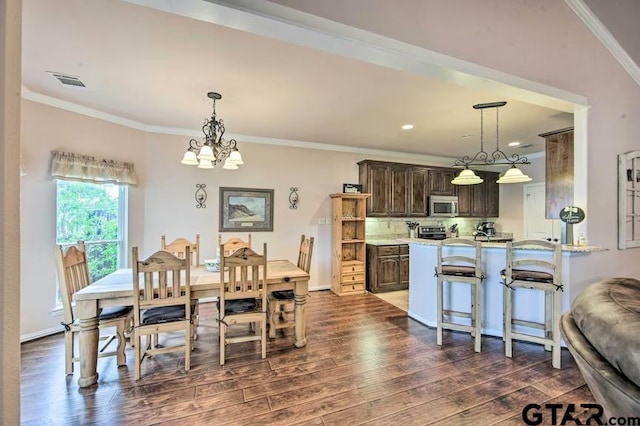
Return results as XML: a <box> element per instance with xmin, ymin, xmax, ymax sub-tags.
<box><xmin>180</xmin><ymin>91</ymin><xmax>244</xmax><ymax>170</ymax></box>
<box><xmin>451</xmin><ymin>101</ymin><xmax>532</xmax><ymax>185</ymax></box>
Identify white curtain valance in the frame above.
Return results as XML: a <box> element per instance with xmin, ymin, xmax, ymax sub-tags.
<box><xmin>50</xmin><ymin>151</ymin><xmax>137</xmax><ymax>185</ymax></box>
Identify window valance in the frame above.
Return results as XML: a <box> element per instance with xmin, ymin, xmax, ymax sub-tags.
<box><xmin>50</xmin><ymin>151</ymin><xmax>137</xmax><ymax>185</ymax></box>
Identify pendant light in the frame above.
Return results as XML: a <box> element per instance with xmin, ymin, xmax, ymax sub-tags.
<box><xmin>452</xmin><ymin>101</ymin><xmax>531</xmax><ymax>185</ymax></box>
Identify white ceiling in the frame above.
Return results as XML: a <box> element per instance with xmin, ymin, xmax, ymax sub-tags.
<box><xmin>21</xmin><ymin>0</ymin><xmax>575</xmax><ymax>160</ymax></box>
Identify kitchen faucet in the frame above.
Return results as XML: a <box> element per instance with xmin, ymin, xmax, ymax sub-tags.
<box><xmin>473</xmin><ymin>230</ymin><xmax>491</xmax><ymax>241</ymax></box>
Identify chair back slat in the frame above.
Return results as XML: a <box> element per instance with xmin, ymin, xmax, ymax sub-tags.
<box><xmin>297</xmin><ymin>235</ymin><xmax>314</xmax><ymax>273</ymax></box>
<box><xmin>133</xmin><ymin>247</ymin><xmax>191</xmax><ymax>312</ymax></box>
<box><xmin>220</xmin><ymin>244</ymin><xmax>267</xmax><ymax>297</ymax></box>
<box><xmin>218</xmin><ymin>234</ymin><xmax>252</xmax><ymax>257</ymax></box>
<box><xmin>161</xmin><ymin>234</ymin><xmax>200</xmax><ymax>266</ymax></box>
<box><xmin>505</xmin><ymin>240</ymin><xmax>562</xmax><ymax>285</ymax></box>
<box><xmin>54</xmin><ymin>241</ymin><xmax>91</xmax><ymax>324</ymax></box>
<box><xmin>437</xmin><ymin>238</ymin><xmax>482</xmax><ymax>277</ymax></box>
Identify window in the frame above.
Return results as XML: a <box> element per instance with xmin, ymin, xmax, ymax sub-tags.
<box><xmin>619</xmin><ymin>151</ymin><xmax>640</xmax><ymax>249</ymax></box>
<box><xmin>56</xmin><ymin>181</ymin><xmax>128</xmax><ymax>286</ymax></box>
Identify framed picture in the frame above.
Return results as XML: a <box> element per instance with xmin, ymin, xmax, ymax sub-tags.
<box><xmin>219</xmin><ymin>187</ymin><xmax>274</xmax><ymax>232</ymax></box>
<box><xmin>342</xmin><ymin>183</ymin><xmax>362</xmax><ymax>193</ymax></box>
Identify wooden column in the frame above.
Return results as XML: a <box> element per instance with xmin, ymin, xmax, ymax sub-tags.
<box><xmin>540</xmin><ymin>128</ymin><xmax>574</xmax><ymax>219</ymax></box>
<box><xmin>1</xmin><ymin>0</ymin><xmax>22</xmax><ymax>422</ymax></box>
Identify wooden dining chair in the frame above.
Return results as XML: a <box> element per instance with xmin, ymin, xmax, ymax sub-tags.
<box><xmin>161</xmin><ymin>234</ymin><xmax>200</xmax><ymax>340</ymax></box>
<box><xmin>268</xmin><ymin>235</ymin><xmax>314</xmax><ymax>338</ymax></box>
<box><xmin>161</xmin><ymin>234</ymin><xmax>200</xmax><ymax>266</ymax></box>
<box><xmin>217</xmin><ymin>234</ymin><xmax>252</xmax><ymax>257</ymax></box>
<box><xmin>218</xmin><ymin>243</ymin><xmax>267</xmax><ymax>365</ymax></box>
<box><xmin>132</xmin><ymin>247</ymin><xmax>193</xmax><ymax>380</ymax></box>
<box><xmin>54</xmin><ymin>241</ymin><xmax>132</xmax><ymax>375</ymax></box>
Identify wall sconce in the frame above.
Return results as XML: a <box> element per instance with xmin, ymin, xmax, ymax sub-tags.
<box><xmin>195</xmin><ymin>184</ymin><xmax>207</xmax><ymax>208</ymax></box>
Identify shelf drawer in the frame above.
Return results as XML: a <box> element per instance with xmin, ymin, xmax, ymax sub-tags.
<box><xmin>341</xmin><ymin>273</ymin><xmax>365</xmax><ymax>282</ymax></box>
<box><xmin>341</xmin><ymin>282</ymin><xmax>365</xmax><ymax>293</ymax></box>
<box><xmin>342</xmin><ymin>262</ymin><xmax>365</xmax><ymax>274</ymax></box>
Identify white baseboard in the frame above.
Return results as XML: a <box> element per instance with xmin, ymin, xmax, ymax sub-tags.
<box><xmin>21</xmin><ymin>326</ymin><xmax>63</xmax><ymax>343</ymax></box>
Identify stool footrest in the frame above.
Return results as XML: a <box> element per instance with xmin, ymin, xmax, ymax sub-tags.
<box><xmin>510</xmin><ymin>331</ymin><xmax>555</xmax><ymax>347</ymax></box>
<box><xmin>443</xmin><ymin>309</ymin><xmax>472</xmax><ymax>319</ymax></box>
<box><xmin>441</xmin><ymin>322</ymin><xmax>476</xmax><ymax>333</ymax></box>
<box><xmin>511</xmin><ymin>318</ymin><xmax>545</xmax><ymax>330</ymax></box>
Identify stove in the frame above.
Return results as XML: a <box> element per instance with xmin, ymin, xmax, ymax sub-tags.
<box><xmin>417</xmin><ymin>225</ymin><xmax>447</xmax><ymax>240</ymax></box>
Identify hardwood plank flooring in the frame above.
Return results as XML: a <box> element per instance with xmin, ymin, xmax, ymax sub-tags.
<box><xmin>20</xmin><ymin>290</ymin><xmax>595</xmax><ymax>425</ymax></box>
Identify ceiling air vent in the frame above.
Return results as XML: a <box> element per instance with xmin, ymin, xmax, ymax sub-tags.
<box><xmin>519</xmin><ymin>143</ymin><xmax>535</xmax><ymax>148</ymax></box>
<box><xmin>47</xmin><ymin>72</ymin><xmax>86</xmax><ymax>88</ymax></box>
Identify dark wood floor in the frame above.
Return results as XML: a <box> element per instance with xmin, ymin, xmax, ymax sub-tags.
<box><xmin>21</xmin><ymin>290</ymin><xmax>595</xmax><ymax>425</ymax></box>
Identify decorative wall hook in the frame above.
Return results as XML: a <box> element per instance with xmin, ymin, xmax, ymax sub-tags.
<box><xmin>195</xmin><ymin>184</ymin><xmax>207</xmax><ymax>208</ymax></box>
<box><xmin>289</xmin><ymin>187</ymin><xmax>299</xmax><ymax>209</ymax></box>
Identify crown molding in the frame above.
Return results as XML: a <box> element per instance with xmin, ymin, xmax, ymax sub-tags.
<box><xmin>21</xmin><ymin>85</ymin><xmax>460</xmax><ymax>164</ymax></box>
<box><xmin>565</xmin><ymin>0</ymin><xmax>640</xmax><ymax>86</ymax></box>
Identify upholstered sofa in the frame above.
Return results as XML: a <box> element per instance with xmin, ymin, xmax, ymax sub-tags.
<box><xmin>560</xmin><ymin>277</ymin><xmax>640</xmax><ymax>419</ymax></box>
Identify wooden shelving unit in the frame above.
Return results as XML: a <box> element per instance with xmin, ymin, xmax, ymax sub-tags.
<box><xmin>330</xmin><ymin>193</ymin><xmax>370</xmax><ymax>296</ymax></box>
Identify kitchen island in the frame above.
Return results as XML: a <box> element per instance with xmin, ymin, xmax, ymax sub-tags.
<box><xmin>399</xmin><ymin>238</ymin><xmax>607</xmax><ymax>339</ymax></box>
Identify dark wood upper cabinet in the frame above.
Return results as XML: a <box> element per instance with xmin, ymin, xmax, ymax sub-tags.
<box><xmin>540</xmin><ymin>128</ymin><xmax>574</xmax><ymax>219</ymax></box>
<box><xmin>456</xmin><ymin>170</ymin><xmax>500</xmax><ymax>218</ymax></box>
<box><xmin>361</xmin><ymin>163</ymin><xmax>390</xmax><ymax>217</ymax></box>
<box><xmin>428</xmin><ymin>169</ymin><xmax>456</xmax><ymax>195</ymax></box>
<box><xmin>456</xmin><ymin>185</ymin><xmax>471</xmax><ymax>217</ymax></box>
<box><xmin>389</xmin><ymin>166</ymin><xmax>408</xmax><ymax>216</ymax></box>
<box><xmin>484</xmin><ymin>171</ymin><xmax>500</xmax><ymax>217</ymax></box>
<box><xmin>359</xmin><ymin>160</ymin><xmax>498</xmax><ymax>217</ymax></box>
<box><xmin>407</xmin><ymin>167</ymin><xmax>428</xmax><ymax>216</ymax></box>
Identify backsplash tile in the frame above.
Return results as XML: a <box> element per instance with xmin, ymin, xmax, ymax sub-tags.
<box><xmin>365</xmin><ymin>217</ymin><xmax>498</xmax><ymax>239</ymax></box>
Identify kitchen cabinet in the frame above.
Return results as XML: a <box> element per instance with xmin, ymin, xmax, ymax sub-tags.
<box><xmin>358</xmin><ymin>160</ymin><xmax>414</xmax><ymax>217</ymax></box>
<box><xmin>456</xmin><ymin>170</ymin><xmax>500</xmax><ymax>217</ymax></box>
<box><xmin>331</xmin><ymin>193</ymin><xmax>370</xmax><ymax>296</ymax></box>
<box><xmin>366</xmin><ymin>244</ymin><xmax>409</xmax><ymax>293</ymax></box>
<box><xmin>407</xmin><ymin>167</ymin><xmax>428</xmax><ymax>216</ymax></box>
<box><xmin>540</xmin><ymin>128</ymin><xmax>574</xmax><ymax>219</ymax></box>
<box><xmin>429</xmin><ymin>169</ymin><xmax>456</xmax><ymax>196</ymax></box>
<box><xmin>358</xmin><ymin>160</ymin><xmax>497</xmax><ymax>217</ymax></box>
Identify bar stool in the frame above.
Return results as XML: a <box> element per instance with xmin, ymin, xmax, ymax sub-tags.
<box><xmin>435</xmin><ymin>238</ymin><xmax>484</xmax><ymax>352</ymax></box>
<box><xmin>502</xmin><ymin>240</ymin><xmax>563</xmax><ymax>369</ymax></box>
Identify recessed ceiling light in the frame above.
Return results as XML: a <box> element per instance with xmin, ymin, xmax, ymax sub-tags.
<box><xmin>401</xmin><ymin>124</ymin><xmax>414</xmax><ymax>130</ymax></box>
<box><xmin>508</xmin><ymin>141</ymin><xmax>521</xmax><ymax>147</ymax></box>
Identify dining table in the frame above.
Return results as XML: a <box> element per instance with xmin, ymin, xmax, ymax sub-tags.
<box><xmin>73</xmin><ymin>259</ymin><xmax>310</xmax><ymax>388</ymax></box>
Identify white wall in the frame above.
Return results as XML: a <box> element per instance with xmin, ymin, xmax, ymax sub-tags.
<box><xmin>20</xmin><ymin>100</ymin><xmax>147</xmax><ymax>339</ymax></box>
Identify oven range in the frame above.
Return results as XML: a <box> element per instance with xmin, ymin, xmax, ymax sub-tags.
<box><xmin>417</xmin><ymin>225</ymin><xmax>447</xmax><ymax>240</ymax></box>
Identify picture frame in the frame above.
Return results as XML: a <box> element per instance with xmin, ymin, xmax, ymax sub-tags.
<box><xmin>342</xmin><ymin>183</ymin><xmax>362</xmax><ymax>194</ymax></box>
<box><xmin>219</xmin><ymin>187</ymin><xmax>274</xmax><ymax>232</ymax></box>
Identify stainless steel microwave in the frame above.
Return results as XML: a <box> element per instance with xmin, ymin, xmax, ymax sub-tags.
<box><xmin>428</xmin><ymin>195</ymin><xmax>459</xmax><ymax>217</ymax></box>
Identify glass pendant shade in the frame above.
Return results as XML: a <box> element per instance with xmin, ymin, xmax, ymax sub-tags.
<box><xmin>496</xmin><ymin>165</ymin><xmax>532</xmax><ymax>183</ymax></box>
<box><xmin>197</xmin><ymin>145</ymin><xmax>215</xmax><ymax>161</ymax></box>
<box><xmin>197</xmin><ymin>159</ymin><xmax>214</xmax><ymax>169</ymax></box>
<box><xmin>222</xmin><ymin>157</ymin><xmax>239</xmax><ymax>170</ymax></box>
<box><xmin>228</xmin><ymin>150</ymin><xmax>244</xmax><ymax>165</ymax></box>
<box><xmin>451</xmin><ymin>168</ymin><xmax>484</xmax><ymax>185</ymax></box>
<box><xmin>181</xmin><ymin>151</ymin><xmax>198</xmax><ymax>165</ymax></box>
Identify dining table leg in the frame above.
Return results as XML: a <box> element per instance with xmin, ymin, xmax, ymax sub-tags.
<box><xmin>75</xmin><ymin>299</ymin><xmax>100</xmax><ymax>387</ymax></box>
<box><xmin>294</xmin><ymin>279</ymin><xmax>308</xmax><ymax>348</ymax></box>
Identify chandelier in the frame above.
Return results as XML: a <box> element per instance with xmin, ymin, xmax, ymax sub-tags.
<box><xmin>180</xmin><ymin>92</ymin><xmax>243</xmax><ymax>170</ymax></box>
<box><xmin>451</xmin><ymin>101</ymin><xmax>531</xmax><ymax>185</ymax></box>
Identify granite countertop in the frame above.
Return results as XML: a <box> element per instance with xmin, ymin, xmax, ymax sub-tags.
<box><xmin>396</xmin><ymin>237</ymin><xmax>608</xmax><ymax>253</ymax></box>
<box><xmin>366</xmin><ymin>238</ymin><xmax>407</xmax><ymax>246</ymax></box>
